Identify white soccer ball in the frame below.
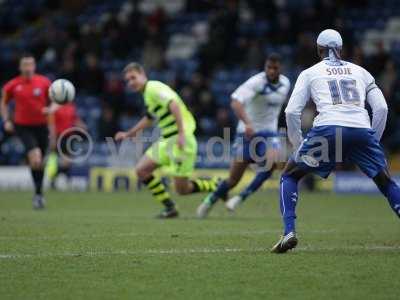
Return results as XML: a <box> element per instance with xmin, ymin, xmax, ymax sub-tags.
<box><xmin>49</xmin><ymin>79</ymin><xmax>75</xmax><ymax>104</ymax></box>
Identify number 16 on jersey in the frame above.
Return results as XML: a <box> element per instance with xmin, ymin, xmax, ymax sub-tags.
<box><xmin>328</xmin><ymin>79</ymin><xmax>360</xmax><ymax>105</ymax></box>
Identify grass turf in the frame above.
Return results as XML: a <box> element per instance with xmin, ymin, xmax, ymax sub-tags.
<box><xmin>0</xmin><ymin>190</ymin><xmax>399</xmax><ymax>300</ymax></box>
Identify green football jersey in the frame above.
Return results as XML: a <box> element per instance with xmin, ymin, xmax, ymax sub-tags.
<box><xmin>143</xmin><ymin>80</ymin><xmax>196</xmax><ymax>138</ymax></box>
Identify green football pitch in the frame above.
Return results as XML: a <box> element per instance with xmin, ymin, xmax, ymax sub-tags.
<box><xmin>0</xmin><ymin>190</ymin><xmax>399</xmax><ymax>300</ymax></box>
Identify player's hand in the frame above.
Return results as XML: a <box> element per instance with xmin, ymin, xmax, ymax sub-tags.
<box><xmin>177</xmin><ymin>133</ymin><xmax>185</xmax><ymax>150</ymax></box>
<box><xmin>114</xmin><ymin>131</ymin><xmax>129</xmax><ymax>141</ymax></box>
<box><xmin>244</xmin><ymin>124</ymin><xmax>255</xmax><ymax>139</ymax></box>
<box><xmin>3</xmin><ymin>120</ymin><xmax>14</xmax><ymax>133</ymax></box>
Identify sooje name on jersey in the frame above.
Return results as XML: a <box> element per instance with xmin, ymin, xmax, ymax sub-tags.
<box><xmin>326</xmin><ymin>67</ymin><xmax>352</xmax><ymax>75</ymax></box>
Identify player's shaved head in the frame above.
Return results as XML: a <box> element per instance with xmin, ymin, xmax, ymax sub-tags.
<box><xmin>19</xmin><ymin>53</ymin><xmax>36</xmax><ymax>78</ymax></box>
<box><xmin>265</xmin><ymin>53</ymin><xmax>281</xmax><ymax>83</ymax></box>
<box><xmin>123</xmin><ymin>62</ymin><xmax>148</xmax><ymax>92</ymax></box>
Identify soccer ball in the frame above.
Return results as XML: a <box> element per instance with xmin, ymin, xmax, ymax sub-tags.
<box><xmin>49</xmin><ymin>79</ymin><xmax>75</xmax><ymax>104</ymax></box>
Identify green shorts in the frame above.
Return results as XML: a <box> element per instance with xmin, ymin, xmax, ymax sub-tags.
<box><xmin>145</xmin><ymin>133</ymin><xmax>197</xmax><ymax>177</ymax></box>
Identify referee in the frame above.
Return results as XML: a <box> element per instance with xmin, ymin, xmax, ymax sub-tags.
<box><xmin>1</xmin><ymin>54</ymin><xmax>52</xmax><ymax>209</ymax></box>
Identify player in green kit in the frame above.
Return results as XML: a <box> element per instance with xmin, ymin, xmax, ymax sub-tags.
<box><xmin>115</xmin><ymin>63</ymin><xmax>217</xmax><ymax>218</ymax></box>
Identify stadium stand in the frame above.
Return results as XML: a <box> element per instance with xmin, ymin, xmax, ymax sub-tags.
<box><xmin>0</xmin><ymin>0</ymin><xmax>399</xmax><ymax>169</ymax></box>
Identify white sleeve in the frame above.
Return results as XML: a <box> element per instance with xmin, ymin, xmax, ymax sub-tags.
<box><xmin>231</xmin><ymin>76</ymin><xmax>258</xmax><ymax>104</ymax></box>
<box><xmin>283</xmin><ymin>77</ymin><xmax>292</xmax><ymax>97</ymax></box>
<box><xmin>285</xmin><ymin>71</ymin><xmax>311</xmax><ymax>149</ymax></box>
<box><xmin>366</xmin><ymin>86</ymin><xmax>388</xmax><ymax>141</ymax></box>
<box><xmin>363</xmin><ymin>68</ymin><xmax>376</xmax><ymax>94</ymax></box>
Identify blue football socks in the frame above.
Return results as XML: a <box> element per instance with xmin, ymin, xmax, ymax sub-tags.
<box><xmin>240</xmin><ymin>170</ymin><xmax>272</xmax><ymax>201</ymax></box>
<box><xmin>280</xmin><ymin>174</ymin><xmax>299</xmax><ymax>235</ymax></box>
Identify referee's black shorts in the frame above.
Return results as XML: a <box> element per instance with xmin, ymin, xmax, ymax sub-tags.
<box><xmin>14</xmin><ymin>124</ymin><xmax>49</xmax><ymax>155</ymax></box>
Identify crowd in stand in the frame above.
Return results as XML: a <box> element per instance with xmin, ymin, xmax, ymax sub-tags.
<box><xmin>0</xmin><ymin>0</ymin><xmax>399</xmax><ymax>163</ymax></box>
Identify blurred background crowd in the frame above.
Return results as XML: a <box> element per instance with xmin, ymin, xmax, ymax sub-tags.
<box><xmin>0</xmin><ymin>0</ymin><xmax>399</xmax><ymax>167</ymax></box>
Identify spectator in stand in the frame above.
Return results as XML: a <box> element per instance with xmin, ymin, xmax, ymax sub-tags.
<box><xmin>79</xmin><ymin>53</ymin><xmax>104</xmax><ymax>95</ymax></box>
<box><xmin>294</xmin><ymin>33</ymin><xmax>318</xmax><ymax>68</ymax></box>
<box><xmin>98</xmin><ymin>104</ymin><xmax>119</xmax><ymax>142</ymax></box>
<box><xmin>59</xmin><ymin>58</ymin><xmax>80</xmax><ymax>88</ymax></box>
<box><xmin>215</xmin><ymin>107</ymin><xmax>235</xmax><ymax>138</ymax></box>
<box><xmin>368</xmin><ymin>41</ymin><xmax>390</xmax><ymax>78</ymax></box>
<box><xmin>79</xmin><ymin>23</ymin><xmax>102</xmax><ymax>56</ymax></box>
<box><xmin>351</xmin><ymin>46</ymin><xmax>366</xmax><ymax>67</ymax></box>
<box><xmin>142</xmin><ymin>40</ymin><xmax>165</xmax><ymax>71</ymax></box>
<box><xmin>104</xmin><ymin>72</ymin><xmax>125</xmax><ymax>115</ymax></box>
<box><xmin>379</xmin><ymin>60</ymin><xmax>397</xmax><ymax>98</ymax></box>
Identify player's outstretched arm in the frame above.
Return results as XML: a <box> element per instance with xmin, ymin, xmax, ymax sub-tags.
<box><xmin>47</xmin><ymin>112</ymin><xmax>57</xmax><ymax>151</ymax></box>
<box><xmin>114</xmin><ymin>116</ymin><xmax>153</xmax><ymax>141</ymax></box>
<box><xmin>366</xmin><ymin>86</ymin><xmax>388</xmax><ymax>141</ymax></box>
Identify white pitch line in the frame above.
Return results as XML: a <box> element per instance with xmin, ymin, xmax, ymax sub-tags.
<box><xmin>0</xmin><ymin>248</ymin><xmax>262</xmax><ymax>259</ymax></box>
<box><xmin>0</xmin><ymin>229</ymin><xmax>336</xmax><ymax>241</ymax></box>
<box><xmin>0</xmin><ymin>245</ymin><xmax>399</xmax><ymax>260</ymax></box>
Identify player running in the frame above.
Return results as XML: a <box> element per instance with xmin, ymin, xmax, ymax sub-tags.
<box><xmin>197</xmin><ymin>54</ymin><xmax>291</xmax><ymax>218</ymax></box>
<box><xmin>1</xmin><ymin>54</ymin><xmax>51</xmax><ymax>209</ymax></box>
<box><xmin>45</xmin><ymin>102</ymin><xmax>86</xmax><ymax>188</ymax></box>
<box><xmin>114</xmin><ymin>63</ymin><xmax>217</xmax><ymax>218</ymax></box>
<box><xmin>271</xmin><ymin>29</ymin><xmax>400</xmax><ymax>253</ymax></box>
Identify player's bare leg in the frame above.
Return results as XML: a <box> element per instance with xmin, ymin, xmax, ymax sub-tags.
<box><xmin>226</xmin><ymin>160</ymin><xmax>250</xmax><ymax>189</ymax></box>
<box><xmin>271</xmin><ymin>159</ymin><xmax>308</xmax><ymax>253</ymax></box>
<box><xmin>173</xmin><ymin>177</ymin><xmax>193</xmax><ymax>195</ymax></box>
<box><xmin>197</xmin><ymin>160</ymin><xmax>248</xmax><ymax>218</ymax></box>
<box><xmin>135</xmin><ymin>155</ymin><xmax>159</xmax><ymax>181</ymax></box>
<box><xmin>28</xmin><ymin>147</ymin><xmax>46</xmax><ymax>210</ymax></box>
<box><xmin>136</xmin><ymin>155</ymin><xmax>178</xmax><ymax>218</ymax></box>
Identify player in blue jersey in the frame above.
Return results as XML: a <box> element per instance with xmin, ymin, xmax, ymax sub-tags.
<box><xmin>271</xmin><ymin>29</ymin><xmax>400</xmax><ymax>253</ymax></box>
